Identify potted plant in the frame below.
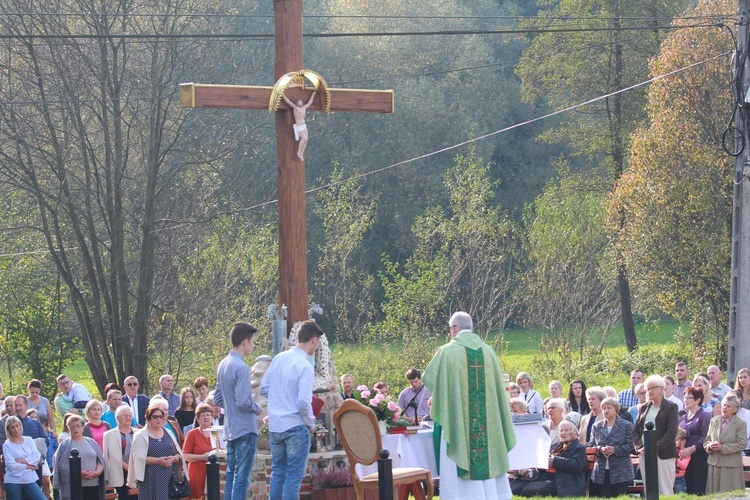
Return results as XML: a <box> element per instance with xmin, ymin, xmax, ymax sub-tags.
<box><xmin>310</xmin><ymin>466</ymin><xmax>355</xmax><ymax>500</ymax></box>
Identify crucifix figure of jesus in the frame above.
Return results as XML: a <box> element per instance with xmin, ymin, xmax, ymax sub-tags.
<box><xmin>282</xmin><ymin>91</ymin><xmax>315</xmax><ymax>160</ymax></box>
<box><xmin>179</xmin><ymin>0</ymin><xmax>394</xmax><ymax>332</ymax></box>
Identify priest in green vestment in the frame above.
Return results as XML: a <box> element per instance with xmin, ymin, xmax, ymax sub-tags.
<box><xmin>423</xmin><ymin>311</ymin><xmax>516</xmax><ymax>499</ymax></box>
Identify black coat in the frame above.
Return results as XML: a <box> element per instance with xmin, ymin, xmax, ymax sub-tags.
<box><xmin>633</xmin><ymin>398</ymin><xmax>679</xmax><ymax>459</ymax></box>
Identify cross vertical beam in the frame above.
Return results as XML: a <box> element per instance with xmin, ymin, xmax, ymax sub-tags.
<box><xmin>179</xmin><ymin>1</ymin><xmax>393</xmax><ymax>335</ymax></box>
<box><xmin>274</xmin><ymin>0</ymin><xmax>308</xmax><ymax>330</ymax></box>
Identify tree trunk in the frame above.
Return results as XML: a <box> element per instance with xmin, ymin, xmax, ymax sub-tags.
<box><xmin>612</xmin><ymin>6</ymin><xmax>637</xmax><ymax>352</ymax></box>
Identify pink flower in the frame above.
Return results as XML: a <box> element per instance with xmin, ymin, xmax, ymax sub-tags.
<box><xmin>387</xmin><ymin>401</ymin><xmax>398</xmax><ymax>411</ymax></box>
<box><xmin>394</xmin><ymin>411</ymin><xmax>401</xmax><ymax>420</ymax></box>
<box><xmin>357</xmin><ymin>385</ymin><xmax>368</xmax><ymax>392</ymax></box>
<box><xmin>370</xmin><ymin>399</ymin><xmax>379</xmax><ymax>407</ymax></box>
<box><xmin>262</xmin><ymin>415</ymin><xmax>269</xmax><ymax>423</ymax></box>
<box><xmin>372</xmin><ymin>394</ymin><xmax>385</xmax><ymax>404</ymax></box>
<box><xmin>361</xmin><ymin>390</ymin><xmax>371</xmax><ymax>398</ymax></box>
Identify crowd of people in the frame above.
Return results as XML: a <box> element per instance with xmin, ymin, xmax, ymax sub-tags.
<box><xmin>0</xmin><ymin>315</ymin><xmax>749</xmax><ymax>500</ymax></box>
<box><xmin>507</xmin><ymin>364</ymin><xmax>749</xmax><ymax>497</ymax></box>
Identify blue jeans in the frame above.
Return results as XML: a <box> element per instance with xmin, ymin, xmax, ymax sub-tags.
<box><xmin>269</xmin><ymin>425</ymin><xmax>311</xmax><ymax>500</ymax></box>
<box><xmin>225</xmin><ymin>431</ymin><xmax>258</xmax><ymax>500</ymax></box>
<box><xmin>5</xmin><ymin>482</ymin><xmax>47</xmax><ymax>500</ymax></box>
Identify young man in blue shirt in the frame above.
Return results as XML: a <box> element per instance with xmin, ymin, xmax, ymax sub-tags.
<box><xmin>214</xmin><ymin>322</ymin><xmax>263</xmax><ymax>500</ymax></box>
<box><xmin>261</xmin><ymin>320</ymin><xmax>324</xmax><ymax>500</ymax></box>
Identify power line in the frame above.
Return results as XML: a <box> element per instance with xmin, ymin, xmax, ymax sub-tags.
<box><xmin>0</xmin><ymin>33</ymin><xmax>672</xmax><ymax>106</ymax></box>
<box><xmin>0</xmin><ymin>22</ymin><xmax>722</xmax><ymax>40</ymax></box>
<box><xmin>152</xmin><ymin>50</ymin><xmax>733</xmax><ymax>228</ymax></box>
<box><xmin>305</xmin><ymin>52</ymin><xmax>732</xmax><ymax>195</ymax></box>
<box><xmin>0</xmin><ymin>12</ymin><xmax>736</xmax><ymax>21</ymax></box>
<box><xmin>0</xmin><ymin>50</ymin><xmax>732</xmax><ymax>252</ymax></box>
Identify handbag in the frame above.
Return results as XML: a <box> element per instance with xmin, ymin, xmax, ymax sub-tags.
<box><xmin>168</xmin><ymin>466</ymin><xmax>191</xmax><ymax>500</ymax></box>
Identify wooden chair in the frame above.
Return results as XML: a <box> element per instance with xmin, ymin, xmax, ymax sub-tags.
<box><xmin>333</xmin><ymin>399</ymin><xmax>434</xmax><ymax>500</ymax></box>
<box><xmin>583</xmin><ymin>447</ymin><xmax>598</xmax><ymax>494</ymax></box>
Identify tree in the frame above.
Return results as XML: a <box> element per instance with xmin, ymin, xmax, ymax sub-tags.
<box><xmin>376</xmin><ymin>147</ymin><xmax>519</xmax><ymax>350</ymax></box>
<box><xmin>516</xmin><ymin>0</ymin><xmax>688</xmax><ymax>351</ymax></box>
<box><xmin>0</xmin><ymin>0</ymin><xmax>241</xmax><ymax>392</ymax></box>
<box><xmin>609</xmin><ymin>0</ymin><xmax>733</xmax><ymax>363</ymax></box>
<box><xmin>160</xmin><ymin>217</ymin><xmax>279</xmax><ymax>380</ymax></box>
<box><xmin>0</xmin><ymin>194</ymin><xmax>81</xmax><ymax>395</ymax></box>
<box><xmin>519</xmin><ymin>170</ymin><xmax>620</xmax><ymax>379</ymax></box>
<box><xmin>312</xmin><ymin>168</ymin><xmax>377</xmax><ymax>342</ymax></box>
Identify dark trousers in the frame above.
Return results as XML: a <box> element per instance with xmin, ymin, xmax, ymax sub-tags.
<box><xmin>511</xmin><ymin>473</ymin><xmax>557</xmax><ymax>497</ymax></box>
<box><xmin>116</xmin><ymin>484</ymin><xmax>137</xmax><ymax>500</ymax></box>
<box><xmin>82</xmin><ymin>486</ymin><xmax>99</xmax><ymax>500</ymax></box>
<box><xmin>685</xmin><ymin>447</ymin><xmax>709</xmax><ymax>495</ymax></box>
<box><xmin>592</xmin><ymin>470</ymin><xmax>629</xmax><ymax>497</ymax></box>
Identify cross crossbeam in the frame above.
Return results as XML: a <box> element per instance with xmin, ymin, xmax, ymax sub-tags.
<box><xmin>178</xmin><ymin>0</ymin><xmax>393</xmax><ymax>332</ymax></box>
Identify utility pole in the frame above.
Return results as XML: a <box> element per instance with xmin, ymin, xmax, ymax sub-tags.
<box><xmin>728</xmin><ymin>0</ymin><xmax>750</xmax><ymax>383</ymax></box>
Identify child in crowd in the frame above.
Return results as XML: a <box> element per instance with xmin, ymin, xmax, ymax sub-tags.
<box><xmin>509</xmin><ymin>382</ymin><xmax>520</xmax><ymax>398</ymax></box>
<box><xmin>40</xmin><ymin>415</ymin><xmax>58</xmax><ymax>469</ymax></box>
<box><xmin>674</xmin><ymin>427</ymin><xmax>690</xmax><ymax>493</ymax></box>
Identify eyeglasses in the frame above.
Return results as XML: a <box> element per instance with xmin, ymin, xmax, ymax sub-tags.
<box><xmin>150</xmin><ymin>414</ymin><xmax>165</xmax><ymax>420</ymax></box>
<box><xmin>126</xmin><ymin>382</ymin><xmax>138</xmax><ymax>387</ymax></box>
<box><xmin>637</xmin><ymin>391</ymin><xmax>647</xmax><ymax>395</ymax></box>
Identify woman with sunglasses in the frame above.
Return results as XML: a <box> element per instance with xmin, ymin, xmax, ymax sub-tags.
<box><xmin>128</xmin><ymin>405</ymin><xmax>188</xmax><ymax>499</ymax></box>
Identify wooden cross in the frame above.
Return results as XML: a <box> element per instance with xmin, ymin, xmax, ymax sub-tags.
<box><xmin>178</xmin><ymin>0</ymin><xmax>394</xmax><ymax>331</ymax></box>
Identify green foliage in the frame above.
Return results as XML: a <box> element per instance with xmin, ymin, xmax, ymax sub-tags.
<box><xmin>516</xmin><ymin>0</ymin><xmax>687</xmax><ymax>163</ymax></box>
<box><xmin>0</xmin><ymin>259</ymin><xmax>80</xmax><ymax>398</ymax></box>
<box><xmin>374</xmin><ymin>148</ymin><xmax>520</xmax><ymax>345</ymax></box>
<box><xmin>520</xmin><ymin>169</ymin><xmax>620</xmax><ymax>365</ymax></box>
<box><xmin>609</xmin><ymin>0</ymin><xmax>734</xmax><ymax>365</ymax></box>
<box><xmin>154</xmin><ymin>217</ymin><xmax>279</xmax><ymax>385</ymax></box>
<box><xmin>312</xmin><ymin>167</ymin><xmax>377</xmax><ymax>342</ymax></box>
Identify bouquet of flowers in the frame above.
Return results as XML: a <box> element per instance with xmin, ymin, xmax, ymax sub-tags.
<box><xmin>353</xmin><ymin>385</ymin><xmax>401</xmax><ymax>422</ymax></box>
<box><xmin>259</xmin><ymin>415</ymin><xmax>270</xmax><ymax>439</ymax></box>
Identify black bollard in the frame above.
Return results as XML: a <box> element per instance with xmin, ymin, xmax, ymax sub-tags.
<box><xmin>378</xmin><ymin>449</ymin><xmax>394</xmax><ymax>500</ymax></box>
<box><xmin>643</xmin><ymin>421</ymin><xmax>659</xmax><ymax>500</ymax></box>
<box><xmin>206</xmin><ymin>454</ymin><xmax>220</xmax><ymax>500</ymax></box>
<box><xmin>69</xmin><ymin>448</ymin><xmax>83</xmax><ymax>499</ymax></box>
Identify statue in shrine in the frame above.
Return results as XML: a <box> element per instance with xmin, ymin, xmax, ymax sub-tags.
<box><xmin>282</xmin><ymin>91</ymin><xmax>315</xmax><ymax>160</ymax></box>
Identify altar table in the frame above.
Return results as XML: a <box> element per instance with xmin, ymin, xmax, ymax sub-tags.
<box><xmin>356</xmin><ymin>423</ymin><xmax>551</xmax><ymax>479</ymax></box>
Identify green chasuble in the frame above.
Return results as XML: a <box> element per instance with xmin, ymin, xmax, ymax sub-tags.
<box><xmin>422</xmin><ymin>331</ymin><xmax>516</xmax><ymax>480</ymax></box>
